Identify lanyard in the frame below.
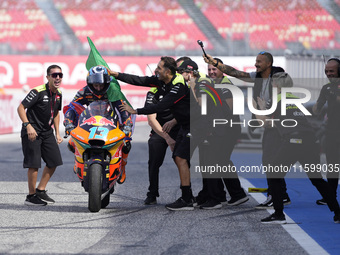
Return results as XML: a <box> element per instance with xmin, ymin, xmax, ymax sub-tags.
<box><xmin>49</xmin><ymin>90</ymin><xmax>57</xmax><ymax>126</ymax></box>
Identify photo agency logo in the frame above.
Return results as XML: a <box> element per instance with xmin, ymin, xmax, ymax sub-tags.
<box><xmin>199</xmin><ymin>83</ymin><xmax>223</xmax><ymax>114</ymax></box>
<box><xmin>200</xmin><ymin>84</ymin><xmax>312</xmax><ymax>128</ymax></box>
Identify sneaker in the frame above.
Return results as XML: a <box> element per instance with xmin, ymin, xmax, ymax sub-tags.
<box><xmin>255</xmin><ymin>195</ymin><xmax>291</xmax><ymax>209</ymax></box>
<box><xmin>255</xmin><ymin>195</ymin><xmax>273</xmax><ymax>209</ymax></box>
<box><xmin>165</xmin><ymin>197</ymin><xmax>194</xmax><ymax>211</ymax></box>
<box><xmin>316</xmin><ymin>198</ymin><xmax>327</xmax><ymax>205</ymax></box>
<box><xmin>36</xmin><ymin>189</ymin><xmax>55</xmax><ymax>204</ymax></box>
<box><xmin>219</xmin><ymin>198</ymin><xmax>228</xmax><ymax>205</ymax></box>
<box><xmin>24</xmin><ymin>194</ymin><xmax>47</xmax><ymax>206</ymax></box>
<box><xmin>193</xmin><ymin>196</ymin><xmax>206</xmax><ymax>208</ymax></box>
<box><xmin>261</xmin><ymin>213</ymin><xmax>287</xmax><ymax>224</ymax></box>
<box><xmin>283</xmin><ymin>197</ymin><xmax>291</xmax><ymax>206</ymax></box>
<box><xmin>227</xmin><ymin>196</ymin><xmax>249</xmax><ymax>206</ymax></box>
<box><xmin>334</xmin><ymin>213</ymin><xmax>340</xmax><ymax>224</ymax></box>
<box><xmin>199</xmin><ymin>199</ymin><xmax>222</xmax><ymax>210</ymax></box>
<box><xmin>144</xmin><ymin>196</ymin><xmax>157</xmax><ymax>205</ymax></box>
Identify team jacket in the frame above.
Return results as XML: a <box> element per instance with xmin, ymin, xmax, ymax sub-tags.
<box><xmin>316</xmin><ymin>82</ymin><xmax>340</xmax><ymax>132</ymax></box>
<box><xmin>117</xmin><ymin>73</ymin><xmax>190</xmax><ymax>128</ymax></box>
<box><xmin>271</xmin><ymin>93</ymin><xmax>315</xmax><ymax>139</ymax></box>
<box><xmin>22</xmin><ymin>83</ymin><xmax>62</xmax><ymax>133</ymax></box>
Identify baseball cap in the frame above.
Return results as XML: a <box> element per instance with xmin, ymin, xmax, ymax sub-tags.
<box><xmin>178</xmin><ymin>60</ymin><xmax>198</xmax><ymax>72</ymax></box>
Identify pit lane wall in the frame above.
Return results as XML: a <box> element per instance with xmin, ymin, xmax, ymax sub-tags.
<box><xmin>0</xmin><ymin>55</ymin><xmax>285</xmax><ymax>135</ymax></box>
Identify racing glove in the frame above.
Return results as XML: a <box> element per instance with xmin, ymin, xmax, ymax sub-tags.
<box><xmin>65</xmin><ymin>123</ymin><xmax>75</xmax><ymax>136</ymax></box>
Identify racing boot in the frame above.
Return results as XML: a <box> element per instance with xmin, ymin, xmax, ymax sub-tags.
<box><xmin>117</xmin><ymin>140</ymin><xmax>131</xmax><ymax>184</ymax></box>
<box><xmin>67</xmin><ymin>138</ymin><xmax>75</xmax><ymax>153</ymax></box>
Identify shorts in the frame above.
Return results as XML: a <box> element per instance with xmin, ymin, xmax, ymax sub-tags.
<box><xmin>21</xmin><ymin>129</ymin><xmax>63</xmax><ymax>169</ymax></box>
<box><xmin>173</xmin><ymin>126</ymin><xmax>190</xmax><ymax>163</ymax></box>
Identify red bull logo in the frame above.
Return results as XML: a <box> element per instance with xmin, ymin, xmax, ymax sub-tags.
<box><xmin>80</xmin><ymin>116</ymin><xmax>116</xmax><ymax>128</ymax></box>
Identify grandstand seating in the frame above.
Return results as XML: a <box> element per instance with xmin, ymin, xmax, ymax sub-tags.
<box><xmin>54</xmin><ymin>0</ymin><xmax>212</xmax><ymax>53</ymax></box>
<box><xmin>0</xmin><ymin>0</ymin><xmax>60</xmax><ymax>52</ymax></box>
<box><xmin>196</xmin><ymin>0</ymin><xmax>340</xmax><ymax>50</ymax></box>
<box><xmin>1</xmin><ymin>0</ymin><xmax>340</xmax><ymax>54</ymax></box>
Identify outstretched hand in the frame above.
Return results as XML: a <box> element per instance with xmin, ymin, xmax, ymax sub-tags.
<box><xmin>119</xmin><ymin>101</ymin><xmax>137</xmax><ymax>114</ymax></box>
<box><xmin>203</xmin><ymin>53</ymin><xmax>216</xmax><ymax>66</ymax></box>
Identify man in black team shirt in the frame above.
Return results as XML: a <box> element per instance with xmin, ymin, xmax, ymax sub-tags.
<box><xmin>111</xmin><ymin>56</ymin><xmax>195</xmax><ymax>211</ymax></box>
<box><xmin>254</xmin><ymin>72</ymin><xmax>340</xmax><ymax>224</ymax></box>
<box><xmin>17</xmin><ymin>65</ymin><xmax>63</xmax><ymax>206</ymax></box>
<box><xmin>313</xmin><ymin>58</ymin><xmax>340</xmax><ymax>205</ymax></box>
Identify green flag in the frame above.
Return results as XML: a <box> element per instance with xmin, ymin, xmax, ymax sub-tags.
<box><xmin>86</xmin><ymin>37</ymin><xmax>131</xmax><ymax>106</ymax></box>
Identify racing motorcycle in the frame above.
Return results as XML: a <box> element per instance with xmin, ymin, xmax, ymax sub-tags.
<box><xmin>68</xmin><ymin>101</ymin><xmax>126</xmax><ymax>212</ymax></box>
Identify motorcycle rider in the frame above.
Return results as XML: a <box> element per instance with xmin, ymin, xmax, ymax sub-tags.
<box><xmin>63</xmin><ymin>65</ymin><xmax>133</xmax><ymax>184</ymax></box>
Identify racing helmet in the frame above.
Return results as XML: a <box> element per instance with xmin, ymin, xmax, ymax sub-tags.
<box><xmin>87</xmin><ymin>65</ymin><xmax>111</xmax><ymax>96</ymax></box>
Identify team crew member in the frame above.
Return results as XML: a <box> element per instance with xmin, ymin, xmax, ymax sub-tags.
<box><xmin>144</xmin><ymin>87</ymin><xmax>179</xmax><ymax>205</ymax></box>
<box><xmin>112</xmin><ymin>56</ymin><xmax>195</xmax><ymax>210</ymax></box>
<box><xmin>17</xmin><ymin>65</ymin><xmax>63</xmax><ymax>206</ymax></box>
<box><xmin>313</xmin><ymin>58</ymin><xmax>340</xmax><ymax>205</ymax></box>
<box><xmin>203</xmin><ymin>52</ymin><xmax>291</xmax><ymax>209</ymax></box>
<box><xmin>63</xmin><ymin>66</ymin><xmax>132</xmax><ymax>184</ymax></box>
<box><xmin>205</xmin><ymin>58</ymin><xmax>248</xmax><ymax>207</ymax></box>
<box><xmin>255</xmin><ymin>72</ymin><xmax>340</xmax><ymax>224</ymax></box>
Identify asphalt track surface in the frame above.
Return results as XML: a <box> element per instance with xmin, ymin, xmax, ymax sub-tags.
<box><xmin>0</xmin><ymin>123</ymin><xmax>338</xmax><ymax>255</ymax></box>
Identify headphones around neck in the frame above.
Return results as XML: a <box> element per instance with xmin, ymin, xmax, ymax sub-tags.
<box><xmin>327</xmin><ymin>58</ymin><xmax>340</xmax><ymax>77</ymax></box>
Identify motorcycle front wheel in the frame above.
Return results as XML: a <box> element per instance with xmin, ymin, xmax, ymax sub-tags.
<box><xmin>88</xmin><ymin>163</ymin><xmax>102</xmax><ymax>212</ymax></box>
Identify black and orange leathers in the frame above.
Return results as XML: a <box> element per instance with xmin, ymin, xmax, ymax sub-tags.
<box><xmin>64</xmin><ymin>86</ymin><xmax>131</xmax><ymax>127</ymax></box>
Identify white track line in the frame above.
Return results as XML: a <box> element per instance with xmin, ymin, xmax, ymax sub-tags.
<box><xmin>240</xmin><ymin>177</ymin><xmax>329</xmax><ymax>255</ymax></box>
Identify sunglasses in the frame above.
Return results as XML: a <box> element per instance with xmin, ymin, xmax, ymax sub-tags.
<box><xmin>258</xmin><ymin>51</ymin><xmax>268</xmax><ymax>55</ymax></box>
<box><xmin>49</xmin><ymin>72</ymin><xmax>63</xmax><ymax>78</ymax></box>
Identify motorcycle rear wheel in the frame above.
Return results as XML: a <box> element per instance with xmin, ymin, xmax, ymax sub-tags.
<box><xmin>88</xmin><ymin>163</ymin><xmax>102</xmax><ymax>212</ymax></box>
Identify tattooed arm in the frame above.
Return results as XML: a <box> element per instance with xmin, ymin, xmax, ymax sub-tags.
<box><xmin>203</xmin><ymin>54</ymin><xmax>253</xmax><ymax>83</ymax></box>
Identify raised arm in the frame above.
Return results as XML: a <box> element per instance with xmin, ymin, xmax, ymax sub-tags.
<box><xmin>203</xmin><ymin>54</ymin><xmax>253</xmax><ymax>82</ymax></box>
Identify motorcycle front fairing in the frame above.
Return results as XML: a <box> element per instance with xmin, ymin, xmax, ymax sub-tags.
<box><xmin>70</xmin><ymin>101</ymin><xmax>126</xmax><ymax>192</ymax></box>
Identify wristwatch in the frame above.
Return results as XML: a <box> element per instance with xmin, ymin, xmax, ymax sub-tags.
<box><xmin>213</xmin><ymin>61</ymin><xmax>219</xmax><ymax>67</ymax></box>
<box><xmin>23</xmin><ymin>122</ymin><xmax>30</xmax><ymax>128</ymax></box>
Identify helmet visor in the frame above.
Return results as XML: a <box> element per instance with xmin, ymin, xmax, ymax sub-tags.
<box><xmin>87</xmin><ymin>73</ymin><xmax>111</xmax><ymax>85</ymax></box>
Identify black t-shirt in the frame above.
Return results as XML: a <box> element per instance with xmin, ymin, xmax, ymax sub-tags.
<box><xmin>316</xmin><ymin>82</ymin><xmax>340</xmax><ymax>132</ymax></box>
<box><xmin>116</xmin><ymin>73</ymin><xmax>190</xmax><ymax>128</ymax></box>
<box><xmin>21</xmin><ymin>83</ymin><xmax>62</xmax><ymax>133</ymax></box>
<box><xmin>271</xmin><ymin>93</ymin><xmax>314</xmax><ymax>138</ymax></box>
<box><xmin>144</xmin><ymin>87</ymin><xmax>180</xmax><ymax>138</ymax></box>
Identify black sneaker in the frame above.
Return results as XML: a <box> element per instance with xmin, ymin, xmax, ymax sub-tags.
<box><xmin>36</xmin><ymin>189</ymin><xmax>55</xmax><ymax>204</ymax></box>
<box><xmin>144</xmin><ymin>196</ymin><xmax>157</xmax><ymax>205</ymax></box>
<box><xmin>261</xmin><ymin>213</ymin><xmax>287</xmax><ymax>224</ymax></box>
<box><xmin>227</xmin><ymin>196</ymin><xmax>249</xmax><ymax>206</ymax></box>
<box><xmin>24</xmin><ymin>194</ymin><xmax>47</xmax><ymax>206</ymax></box>
<box><xmin>283</xmin><ymin>197</ymin><xmax>291</xmax><ymax>206</ymax></box>
<box><xmin>165</xmin><ymin>197</ymin><xmax>194</xmax><ymax>211</ymax></box>
<box><xmin>199</xmin><ymin>199</ymin><xmax>222</xmax><ymax>210</ymax></box>
<box><xmin>193</xmin><ymin>196</ymin><xmax>206</xmax><ymax>208</ymax></box>
<box><xmin>316</xmin><ymin>198</ymin><xmax>327</xmax><ymax>205</ymax></box>
<box><xmin>255</xmin><ymin>195</ymin><xmax>273</xmax><ymax>209</ymax></box>
<box><xmin>219</xmin><ymin>198</ymin><xmax>228</xmax><ymax>205</ymax></box>
<box><xmin>256</xmin><ymin>195</ymin><xmax>291</xmax><ymax>209</ymax></box>
<box><xmin>334</xmin><ymin>213</ymin><xmax>340</xmax><ymax>224</ymax></box>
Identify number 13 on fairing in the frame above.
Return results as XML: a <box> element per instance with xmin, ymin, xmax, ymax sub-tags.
<box><xmin>89</xmin><ymin>127</ymin><xmax>109</xmax><ymax>139</ymax></box>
